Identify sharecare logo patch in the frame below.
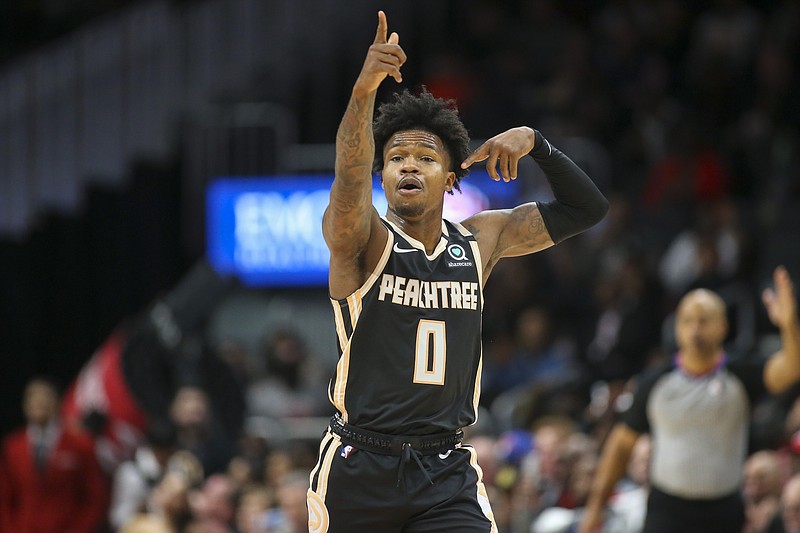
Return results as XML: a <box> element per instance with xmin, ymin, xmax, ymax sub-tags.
<box><xmin>446</xmin><ymin>243</ymin><xmax>473</xmax><ymax>267</ymax></box>
<box><xmin>447</xmin><ymin>244</ymin><xmax>467</xmax><ymax>260</ymax></box>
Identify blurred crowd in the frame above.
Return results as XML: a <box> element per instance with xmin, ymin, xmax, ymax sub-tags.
<box><xmin>2</xmin><ymin>0</ymin><xmax>800</xmax><ymax>532</ymax></box>
<box><xmin>6</xmin><ymin>327</ymin><xmax>800</xmax><ymax>533</ymax></box>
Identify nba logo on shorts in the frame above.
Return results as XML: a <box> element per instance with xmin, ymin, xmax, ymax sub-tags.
<box><xmin>341</xmin><ymin>445</ymin><xmax>354</xmax><ymax>458</ymax></box>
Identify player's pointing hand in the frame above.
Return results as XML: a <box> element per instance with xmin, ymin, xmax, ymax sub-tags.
<box><xmin>461</xmin><ymin>126</ymin><xmax>536</xmax><ymax>182</ymax></box>
<box><xmin>354</xmin><ymin>11</ymin><xmax>407</xmax><ymax>95</ymax></box>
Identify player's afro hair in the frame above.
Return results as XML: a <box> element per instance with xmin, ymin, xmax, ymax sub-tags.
<box><xmin>372</xmin><ymin>87</ymin><xmax>471</xmax><ymax>193</ymax></box>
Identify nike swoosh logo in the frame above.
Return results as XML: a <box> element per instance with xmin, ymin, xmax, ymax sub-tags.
<box><xmin>393</xmin><ymin>243</ymin><xmax>418</xmax><ymax>254</ymax></box>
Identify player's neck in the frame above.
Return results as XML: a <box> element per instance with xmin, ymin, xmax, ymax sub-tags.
<box><xmin>387</xmin><ymin>212</ymin><xmax>443</xmax><ymax>253</ymax></box>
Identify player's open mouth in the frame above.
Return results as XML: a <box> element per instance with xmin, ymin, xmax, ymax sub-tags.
<box><xmin>398</xmin><ymin>176</ymin><xmax>423</xmax><ymax>192</ymax></box>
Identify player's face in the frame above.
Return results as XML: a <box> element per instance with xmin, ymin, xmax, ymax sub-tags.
<box><xmin>381</xmin><ymin>130</ymin><xmax>456</xmax><ymax>220</ymax></box>
<box><xmin>674</xmin><ymin>290</ymin><xmax>728</xmax><ymax>357</ymax></box>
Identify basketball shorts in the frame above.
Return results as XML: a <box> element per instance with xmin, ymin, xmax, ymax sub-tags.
<box><xmin>306</xmin><ymin>423</ymin><xmax>498</xmax><ymax>533</ymax></box>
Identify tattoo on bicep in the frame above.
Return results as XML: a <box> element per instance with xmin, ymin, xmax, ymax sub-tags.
<box><xmin>463</xmin><ymin>223</ymin><xmax>480</xmax><ymax>237</ymax></box>
<box><xmin>512</xmin><ymin>206</ymin><xmax>550</xmax><ymax>247</ymax></box>
<box><xmin>530</xmin><ymin>211</ymin><xmax>554</xmax><ymax>247</ymax></box>
<box><xmin>527</xmin><ymin>211</ymin><xmax>547</xmax><ymax>241</ymax></box>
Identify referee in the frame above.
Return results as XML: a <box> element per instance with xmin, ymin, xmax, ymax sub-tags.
<box><xmin>580</xmin><ymin>266</ymin><xmax>800</xmax><ymax>533</ymax></box>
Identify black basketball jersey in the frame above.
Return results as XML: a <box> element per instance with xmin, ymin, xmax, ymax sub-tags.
<box><xmin>328</xmin><ymin>217</ymin><xmax>485</xmax><ymax>436</ymax></box>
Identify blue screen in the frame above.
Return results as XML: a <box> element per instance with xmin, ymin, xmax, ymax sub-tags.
<box><xmin>206</xmin><ymin>172</ymin><xmax>520</xmax><ymax>287</ymax></box>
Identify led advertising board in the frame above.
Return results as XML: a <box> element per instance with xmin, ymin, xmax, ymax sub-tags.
<box><xmin>206</xmin><ymin>172</ymin><xmax>520</xmax><ymax>286</ymax></box>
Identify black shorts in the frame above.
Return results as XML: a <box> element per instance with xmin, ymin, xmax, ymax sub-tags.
<box><xmin>306</xmin><ymin>425</ymin><xmax>497</xmax><ymax>533</ymax></box>
<box><xmin>642</xmin><ymin>486</ymin><xmax>745</xmax><ymax>533</ymax></box>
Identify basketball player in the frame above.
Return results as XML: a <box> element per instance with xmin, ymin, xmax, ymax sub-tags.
<box><xmin>307</xmin><ymin>11</ymin><xmax>608</xmax><ymax>533</ymax></box>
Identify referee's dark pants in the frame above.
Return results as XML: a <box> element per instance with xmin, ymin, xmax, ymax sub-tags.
<box><xmin>643</xmin><ymin>486</ymin><xmax>745</xmax><ymax>533</ymax></box>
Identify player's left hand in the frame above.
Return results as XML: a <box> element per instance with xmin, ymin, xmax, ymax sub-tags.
<box><xmin>460</xmin><ymin>126</ymin><xmax>535</xmax><ymax>182</ymax></box>
<box><xmin>763</xmin><ymin>266</ymin><xmax>799</xmax><ymax>330</ymax></box>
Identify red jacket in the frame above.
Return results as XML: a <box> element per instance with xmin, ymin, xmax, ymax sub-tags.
<box><xmin>1</xmin><ymin>425</ymin><xmax>109</xmax><ymax>533</ymax></box>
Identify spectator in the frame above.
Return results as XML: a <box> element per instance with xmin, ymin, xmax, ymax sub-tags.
<box><xmin>0</xmin><ymin>377</ymin><xmax>109</xmax><ymax>533</ymax></box>
<box><xmin>608</xmin><ymin>435</ymin><xmax>651</xmax><ymax>533</ymax></box>
<box><xmin>744</xmin><ymin>450</ymin><xmax>784</xmax><ymax>533</ymax></box>
<box><xmin>262</xmin><ymin>448</ymin><xmax>295</xmax><ymax>493</ymax></box>
<box><xmin>483</xmin><ymin>305</ymin><xmax>581</xmax><ymax>414</ymax></box>
<box><xmin>122</xmin><ymin>451</ymin><xmax>203</xmax><ymax>533</ymax></box>
<box><xmin>235</xmin><ymin>485</ymin><xmax>274</xmax><ymax>533</ymax></box>
<box><xmin>263</xmin><ymin>470</ymin><xmax>310</xmax><ymax>533</ymax></box>
<box><xmin>246</xmin><ymin>329</ymin><xmax>328</xmax><ymax>419</ymax></box>
<box><xmin>511</xmin><ymin>416</ymin><xmax>578</xmax><ymax>530</ymax></box>
<box><xmin>532</xmin><ymin>435</ymin><xmax>648</xmax><ymax>533</ymax></box>
<box><xmin>586</xmin><ymin>250</ymin><xmax>664</xmax><ymax>382</ymax></box>
<box><xmin>189</xmin><ymin>474</ymin><xmax>236</xmax><ymax>533</ymax></box>
<box><xmin>769</xmin><ymin>472</ymin><xmax>800</xmax><ymax>533</ymax></box>
<box><xmin>110</xmin><ymin>419</ymin><xmax>179</xmax><ymax>530</ymax></box>
<box><xmin>119</xmin><ymin>514</ymin><xmax>173</xmax><ymax>533</ymax></box>
<box><xmin>658</xmin><ymin>200</ymin><xmax>744</xmax><ymax>301</ymax></box>
<box><xmin>170</xmin><ymin>385</ymin><xmax>237</xmax><ymax>476</ymax></box>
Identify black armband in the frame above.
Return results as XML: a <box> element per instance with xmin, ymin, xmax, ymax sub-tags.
<box><xmin>530</xmin><ymin>130</ymin><xmax>609</xmax><ymax>244</ymax></box>
<box><xmin>530</xmin><ymin>129</ymin><xmax>553</xmax><ymax>159</ymax></box>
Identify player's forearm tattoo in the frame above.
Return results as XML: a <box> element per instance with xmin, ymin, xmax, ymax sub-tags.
<box><xmin>330</xmin><ymin>182</ymin><xmax>370</xmax><ymax>215</ymax></box>
<box><xmin>336</xmin><ymin>96</ymin><xmax>375</xmax><ymax>173</ymax></box>
<box><xmin>328</xmin><ymin>94</ymin><xmax>377</xmax><ymax>241</ymax></box>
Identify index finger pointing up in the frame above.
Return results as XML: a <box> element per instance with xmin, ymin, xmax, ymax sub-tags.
<box><xmin>374</xmin><ymin>10</ymin><xmax>388</xmax><ymax>44</ymax></box>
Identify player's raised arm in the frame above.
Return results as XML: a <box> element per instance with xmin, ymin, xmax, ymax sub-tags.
<box><xmin>762</xmin><ymin>266</ymin><xmax>800</xmax><ymax>393</ymax></box>
<box><xmin>323</xmin><ymin>11</ymin><xmax>406</xmax><ymax>297</ymax></box>
<box><xmin>460</xmin><ymin>127</ymin><xmax>608</xmax><ymax>278</ymax></box>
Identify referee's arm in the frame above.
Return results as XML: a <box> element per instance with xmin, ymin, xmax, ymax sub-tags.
<box><xmin>579</xmin><ymin>423</ymin><xmax>640</xmax><ymax>533</ymax></box>
<box><xmin>762</xmin><ymin>266</ymin><xmax>800</xmax><ymax>394</ymax></box>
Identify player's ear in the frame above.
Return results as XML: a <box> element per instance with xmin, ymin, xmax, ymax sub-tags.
<box><xmin>446</xmin><ymin>171</ymin><xmax>456</xmax><ymax>192</ymax></box>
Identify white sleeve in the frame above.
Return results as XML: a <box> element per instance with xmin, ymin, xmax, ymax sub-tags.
<box><xmin>109</xmin><ymin>462</ymin><xmax>148</xmax><ymax>529</ymax></box>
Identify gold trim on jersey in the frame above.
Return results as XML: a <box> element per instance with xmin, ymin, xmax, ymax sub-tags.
<box><xmin>316</xmin><ymin>431</ymin><xmax>341</xmax><ymax>502</ymax></box>
<box><xmin>330</xmin><ymin>229</ymin><xmax>395</xmax><ymax>308</ymax></box>
<box><xmin>466</xmin><ymin>445</ymin><xmax>499</xmax><ymax>533</ymax></box>
<box><xmin>332</xmin><ymin>342</ymin><xmax>351</xmax><ymax>420</ymax></box>
<box><xmin>472</xmin><ymin>350</ymin><xmax>484</xmax><ymax>422</ymax></box>
<box><xmin>307</xmin><ymin>429</ymin><xmax>340</xmax><ymax>533</ymax></box>
<box><xmin>451</xmin><ymin>220</ymin><xmax>485</xmax><ymax>297</ymax></box>
<box><xmin>308</xmin><ymin>430</ymin><xmax>334</xmax><ymax>490</ymax></box>
<box><xmin>306</xmin><ymin>490</ymin><xmax>329</xmax><ymax>533</ymax></box>
<box><xmin>346</xmin><ymin>291</ymin><xmax>362</xmax><ymax>333</ymax></box>
<box><xmin>328</xmin><ymin>230</ymin><xmax>395</xmax><ymax>422</ymax></box>
<box><xmin>331</xmin><ymin>301</ymin><xmax>348</xmax><ymax>355</ymax></box>
<box><xmin>361</xmin><ymin>230</ymin><xmax>395</xmax><ymax>297</ymax></box>
<box><xmin>452</xmin><ymin>220</ymin><xmax>486</xmax><ymax>419</ymax></box>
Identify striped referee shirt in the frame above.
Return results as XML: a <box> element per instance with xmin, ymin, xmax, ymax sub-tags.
<box><xmin>622</xmin><ymin>355</ymin><xmax>766</xmax><ymax>499</ymax></box>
